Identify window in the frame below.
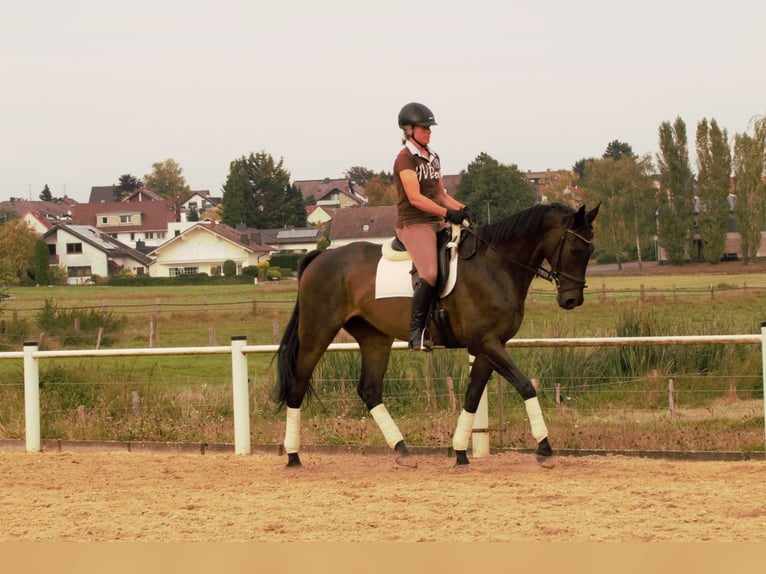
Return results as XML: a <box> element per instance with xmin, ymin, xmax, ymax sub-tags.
<box><xmin>145</xmin><ymin>232</ymin><xmax>154</xmax><ymax>239</ymax></box>
<box><xmin>101</xmin><ymin>216</ymin><xmax>108</xmax><ymax>224</ymax></box>
<box><xmin>120</xmin><ymin>214</ymin><xmax>132</xmax><ymax>224</ymax></box>
<box><xmin>48</xmin><ymin>244</ymin><xmax>56</xmax><ymax>255</ymax></box>
<box><xmin>66</xmin><ymin>243</ymin><xmax>83</xmax><ymax>254</ymax></box>
<box><xmin>157</xmin><ymin>231</ymin><xmax>166</xmax><ymax>239</ymax></box>
<box><xmin>169</xmin><ymin>267</ymin><xmax>198</xmax><ymax>277</ymax></box>
<box><xmin>67</xmin><ymin>266</ymin><xmax>91</xmax><ymax>277</ymax></box>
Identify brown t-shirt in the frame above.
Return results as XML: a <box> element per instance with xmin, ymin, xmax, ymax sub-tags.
<box><xmin>394</xmin><ymin>142</ymin><xmax>442</xmax><ymax>227</ymax></box>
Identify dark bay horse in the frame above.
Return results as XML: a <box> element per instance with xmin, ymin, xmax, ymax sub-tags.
<box><xmin>275</xmin><ymin>203</ymin><xmax>599</xmax><ymax>467</ymax></box>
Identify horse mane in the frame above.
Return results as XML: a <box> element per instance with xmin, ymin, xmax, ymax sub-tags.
<box><xmin>476</xmin><ymin>203</ymin><xmax>573</xmax><ymax>247</ymax></box>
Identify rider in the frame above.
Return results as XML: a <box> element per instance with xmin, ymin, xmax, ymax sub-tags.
<box><xmin>394</xmin><ymin>102</ymin><xmax>473</xmax><ymax>351</ymax></box>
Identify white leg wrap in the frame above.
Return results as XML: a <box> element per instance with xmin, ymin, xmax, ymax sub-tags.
<box><xmin>284</xmin><ymin>407</ymin><xmax>301</xmax><ymax>454</ymax></box>
<box><xmin>524</xmin><ymin>396</ymin><xmax>548</xmax><ymax>442</ymax></box>
<box><xmin>370</xmin><ymin>404</ymin><xmax>404</xmax><ymax>449</ymax></box>
<box><xmin>452</xmin><ymin>409</ymin><xmax>475</xmax><ymax>452</ymax></box>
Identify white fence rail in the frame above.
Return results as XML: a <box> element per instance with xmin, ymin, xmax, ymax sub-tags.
<box><xmin>3</xmin><ymin>322</ymin><xmax>766</xmax><ymax>454</ymax></box>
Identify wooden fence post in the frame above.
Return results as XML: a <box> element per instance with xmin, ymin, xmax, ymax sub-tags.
<box><xmin>668</xmin><ymin>378</ymin><xmax>677</xmax><ymax>421</ymax></box>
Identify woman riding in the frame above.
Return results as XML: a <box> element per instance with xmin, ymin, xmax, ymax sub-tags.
<box><xmin>393</xmin><ymin>102</ymin><xmax>472</xmax><ymax>351</ymax></box>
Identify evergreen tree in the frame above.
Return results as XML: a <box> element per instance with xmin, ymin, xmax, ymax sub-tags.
<box><xmin>39</xmin><ymin>184</ymin><xmax>53</xmax><ymax>202</ymax></box>
<box><xmin>603</xmin><ymin>140</ymin><xmax>634</xmax><ymax>161</ymax></box>
<box><xmin>118</xmin><ymin>174</ymin><xmax>144</xmax><ymax>195</ymax></box>
<box><xmin>221</xmin><ymin>151</ymin><xmax>305</xmax><ymax>229</ymax></box>
<box><xmin>695</xmin><ymin>118</ymin><xmax>732</xmax><ymax>263</ymax></box>
<box><xmin>34</xmin><ymin>239</ymin><xmax>50</xmax><ymax>285</ymax></box>
<box><xmin>454</xmin><ymin>152</ymin><xmax>535</xmax><ymax>225</ymax></box>
<box><xmin>656</xmin><ymin>117</ymin><xmax>695</xmax><ymax>264</ymax></box>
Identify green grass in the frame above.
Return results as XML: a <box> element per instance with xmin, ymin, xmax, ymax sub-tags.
<box><xmin>1</xmin><ymin>270</ymin><xmax>765</xmax><ymax>452</ymax></box>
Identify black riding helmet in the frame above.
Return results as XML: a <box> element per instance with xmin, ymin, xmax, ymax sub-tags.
<box><xmin>397</xmin><ymin>102</ymin><xmax>437</xmax><ymax>129</ymax></box>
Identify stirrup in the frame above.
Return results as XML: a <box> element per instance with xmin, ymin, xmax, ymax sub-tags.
<box><xmin>409</xmin><ymin>330</ymin><xmax>433</xmax><ymax>351</ymax></box>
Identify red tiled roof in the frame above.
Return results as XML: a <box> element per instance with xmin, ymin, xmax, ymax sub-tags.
<box><xmin>328</xmin><ymin>206</ymin><xmax>397</xmax><ymax>240</ymax></box>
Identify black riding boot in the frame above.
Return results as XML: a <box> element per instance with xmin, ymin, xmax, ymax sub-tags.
<box><xmin>409</xmin><ymin>279</ymin><xmax>436</xmax><ymax>351</ymax></box>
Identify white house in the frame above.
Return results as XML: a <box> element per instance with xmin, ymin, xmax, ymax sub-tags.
<box><xmin>42</xmin><ymin>224</ymin><xmax>152</xmax><ymax>284</ymax></box>
<box><xmin>148</xmin><ymin>222</ymin><xmax>271</xmax><ymax>277</ymax></box>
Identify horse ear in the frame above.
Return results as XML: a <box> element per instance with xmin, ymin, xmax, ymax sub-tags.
<box><xmin>586</xmin><ymin>202</ymin><xmax>601</xmax><ymax>223</ymax></box>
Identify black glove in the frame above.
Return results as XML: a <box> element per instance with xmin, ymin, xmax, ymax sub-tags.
<box><xmin>445</xmin><ymin>209</ymin><xmax>469</xmax><ymax>225</ymax></box>
<box><xmin>463</xmin><ymin>206</ymin><xmax>477</xmax><ymax>224</ymax></box>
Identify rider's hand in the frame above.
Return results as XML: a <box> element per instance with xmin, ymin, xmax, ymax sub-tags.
<box><xmin>462</xmin><ymin>206</ymin><xmax>477</xmax><ymax>225</ymax></box>
<box><xmin>445</xmin><ymin>209</ymin><xmax>469</xmax><ymax>225</ymax></box>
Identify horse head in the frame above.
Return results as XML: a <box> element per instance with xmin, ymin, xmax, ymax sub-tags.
<box><xmin>545</xmin><ymin>203</ymin><xmax>600</xmax><ymax>310</ymax></box>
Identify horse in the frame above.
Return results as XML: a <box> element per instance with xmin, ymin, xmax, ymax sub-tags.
<box><xmin>275</xmin><ymin>202</ymin><xmax>599</xmax><ymax>467</ymax></box>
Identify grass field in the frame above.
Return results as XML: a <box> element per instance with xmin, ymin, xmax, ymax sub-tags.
<box><xmin>1</xmin><ymin>261</ymin><xmax>765</xmax><ymax>452</ymax></box>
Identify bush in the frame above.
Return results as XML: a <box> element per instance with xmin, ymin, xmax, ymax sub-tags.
<box><xmin>269</xmin><ymin>253</ymin><xmax>303</xmax><ymax>271</ymax></box>
<box><xmin>36</xmin><ymin>298</ymin><xmax>127</xmax><ymax>347</ymax></box>
<box><xmin>223</xmin><ymin>260</ymin><xmax>237</xmax><ymax>276</ymax></box>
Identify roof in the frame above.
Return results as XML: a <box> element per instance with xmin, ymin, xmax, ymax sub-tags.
<box><xmin>293</xmin><ymin>178</ymin><xmax>367</xmax><ymax>205</ymax></box>
<box><xmin>0</xmin><ymin>198</ymin><xmax>75</xmax><ymax>220</ymax></box>
<box><xmin>150</xmin><ymin>222</ymin><xmax>272</xmax><ymax>256</ymax></box>
<box><xmin>71</xmin><ymin>200</ymin><xmax>177</xmax><ymax>232</ymax></box>
<box><xmin>89</xmin><ymin>186</ymin><xmax>121</xmax><ymax>203</ymax></box>
<box><xmin>328</xmin><ymin>206</ymin><xmax>397</xmax><ymax>241</ymax></box>
<box><xmin>43</xmin><ymin>224</ymin><xmax>152</xmax><ymax>265</ymax></box>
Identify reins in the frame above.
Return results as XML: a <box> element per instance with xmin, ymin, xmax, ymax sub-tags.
<box><xmin>459</xmin><ymin>222</ymin><xmax>592</xmax><ymax>289</ymax></box>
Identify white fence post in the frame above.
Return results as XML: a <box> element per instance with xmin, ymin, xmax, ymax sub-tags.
<box><xmin>762</xmin><ymin>321</ymin><xmax>766</xmax><ymax>450</ymax></box>
<box><xmin>23</xmin><ymin>341</ymin><xmax>41</xmax><ymax>452</ymax></box>
<box><xmin>230</xmin><ymin>336</ymin><xmax>251</xmax><ymax>455</ymax></box>
<box><xmin>468</xmin><ymin>354</ymin><xmax>490</xmax><ymax>458</ymax></box>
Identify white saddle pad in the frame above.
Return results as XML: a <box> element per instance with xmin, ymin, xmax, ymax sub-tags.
<box><xmin>375</xmin><ymin>243</ymin><xmax>459</xmax><ymax>299</ymax></box>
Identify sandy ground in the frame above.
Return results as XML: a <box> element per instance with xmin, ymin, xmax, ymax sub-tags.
<box><xmin>1</xmin><ymin>449</ymin><xmax>765</xmax><ymax>542</ymax></box>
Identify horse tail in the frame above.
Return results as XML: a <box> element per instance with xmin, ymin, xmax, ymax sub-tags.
<box><xmin>274</xmin><ymin>250</ymin><xmax>324</xmax><ymax>410</ymax></box>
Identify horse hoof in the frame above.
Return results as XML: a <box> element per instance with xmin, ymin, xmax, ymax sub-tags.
<box><xmin>536</xmin><ymin>454</ymin><xmax>555</xmax><ymax>469</ymax></box>
<box><xmin>454</xmin><ymin>450</ymin><xmax>470</xmax><ymax>466</ymax></box>
<box><xmin>286</xmin><ymin>453</ymin><xmax>302</xmax><ymax>468</ymax></box>
<box><xmin>396</xmin><ymin>455</ymin><xmax>418</xmax><ymax>469</ymax></box>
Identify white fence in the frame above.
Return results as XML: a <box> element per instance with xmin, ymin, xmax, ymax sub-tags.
<box><xmin>3</xmin><ymin>322</ymin><xmax>766</xmax><ymax>454</ymax></box>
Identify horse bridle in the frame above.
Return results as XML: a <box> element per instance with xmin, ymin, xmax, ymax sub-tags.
<box><xmin>461</xmin><ymin>223</ymin><xmax>593</xmax><ymax>290</ymax></box>
<box><xmin>536</xmin><ymin>227</ymin><xmax>593</xmax><ymax>289</ymax></box>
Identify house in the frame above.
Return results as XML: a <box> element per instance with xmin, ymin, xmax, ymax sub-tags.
<box><xmin>251</xmin><ymin>226</ymin><xmax>324</xmax><ymax>254</ymax></box>
<box><xmin>42</xmin><ymin>224</ymin><xmax>152</xmax><ymax>284</ymax></box>
<box><xmin>148</xmin><ymin>222</ymin><xmax>272</xmax><ymax>277</ymax></box>
<box><xmin>306</xmin><ymin>204</ymin><xmax>333</xmax><ymax>225</ymax></box>
<box><xmin>70</xmin><ymin>200</ymin><xmax>177</xmax><ymax>251</ymax></box>
<box><xmin>0</xmin><ymin>198</ymin><xmax>76</xmax><ymax>231</ymax></box>
<box><xmin>294</xmin><ymin>178</ymin><xmax>367</xmax><ymax>208</ymax></box>
<box><xmin>328</xmin><ymin>206</ymin><xmax>397</xmax><ymax>248</ymax></box>
<box><xmin>178</xmin><ymin>190</ymin><xmax>221</xmax><ymax>222</ymax></box>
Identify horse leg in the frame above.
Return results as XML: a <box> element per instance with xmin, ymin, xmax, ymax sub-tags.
<box><xmin>476</xmin><ymin>341</ymin><xmax>553</xmax><ymax>462</ymax></box>
<box><xmin>345</xmin><ymin>319</ymin><xmax>415</xmax><ymax>466</ymax></box>
<box><xmin>282</xmin><ymin>326</ymin><xmax>341</xmax><ymax>468</ymax></box>
<box><xmin>452</xmin><ymin>354</ymin><xmax>494</xmax><ymax>466</ymax></box>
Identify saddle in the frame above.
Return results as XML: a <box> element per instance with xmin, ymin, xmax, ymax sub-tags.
<box><xmin>382</xmin><ymin>225</ymin><xmax>461</xmax><ymax>296</ymax></box>
<box><xmin>378</xmin><ymin>225</ymin><xmax>465</xmax><ymax>348</ymax></box>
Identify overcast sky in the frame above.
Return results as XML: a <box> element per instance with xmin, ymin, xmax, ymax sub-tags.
<box><xmin>3</xmin><ymin>0</ymin><xmax>764</xmax><ymax>203</ymax></box>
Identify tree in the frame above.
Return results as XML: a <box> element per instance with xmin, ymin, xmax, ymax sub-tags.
<box><xmin>221</xmin><ymin>151</ymin><xmax>306</xmax><ymax>229</ymax></box>
<box><xmin>118</xmin><ymin>174</ymin><xmax>144</xmax><ymax>196</ymax></box>
<box><xmin>656</xmin><ymin>117</ymin><xmax>695</xmax><ymax>264</ymax></box>
<box><xmin>344</xmin><ymin>166</ymin><xmax>376</xmax><ymax>186</ymax></box>
<box><xmin>364</xmin><ymin>173</ymin><xmax>397</xmax><ymax>206</ymax></box>
<box><xmin>732</xmin><ymin>116</ymin><xmax>766</xmax><ymax>264</ymax></box>
<box><xmin>39</xmin><ymin>184</ymin><xmax>53</xmax><ymax>202</ymax></box>
<box><xmin>143</xmin><ymin>159</ymin><xmax>190</xmax><ymax>201</ymax></box>
<box><xmin>603</xmin><ymin>140</ymin><xmax>634</xmax><ymax>161</ymax></box>
<box><xmin>583</xmin><ymin>155</ymin><xmax>656</xmax><ymax>268</ymax></box>
<box><xmin>34</xmin><ymin>239</ymin><xmax>50</xmax><ymax>285</ymax></box>
<box><xmin>695</xmin><ymin>118</ymin><xmax>732</xmax><ymax>263</ymax></box>
<box><xmin>0</xmin><ymin>219</ymin><xmax>38</xmax><ymax>284</ymax></box>
<box><xmin>454</xmin><ymin>152</ymin><xmax>535</xmax><ymax>225</ymax></box>
<box><xmin>537</xmin><ymin>170</ymin><xmax>583</xmax><ymax>208</ymax></box>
